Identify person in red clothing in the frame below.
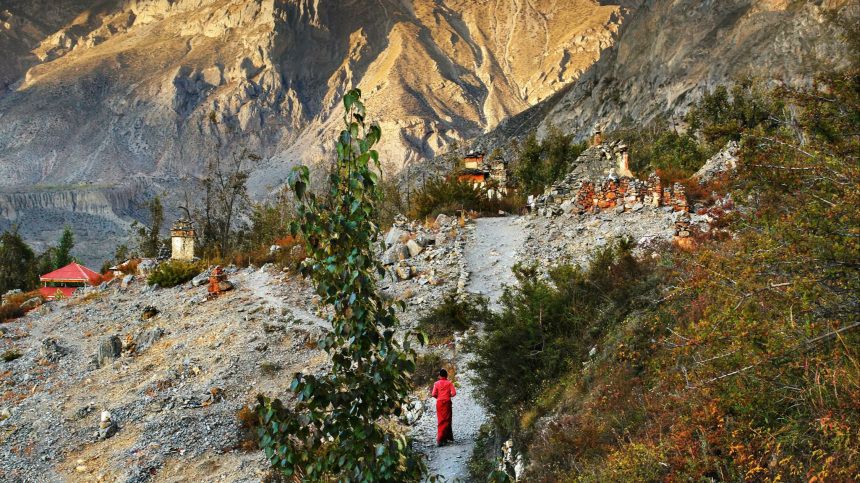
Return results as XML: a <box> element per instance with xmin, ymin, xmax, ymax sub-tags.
<box><xmin>431</xmin><ymin>369</ymin><xmax>457</xmax><ymax>446</ymax></box>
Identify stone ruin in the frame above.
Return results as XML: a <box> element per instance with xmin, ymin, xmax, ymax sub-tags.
<box><xmin>531</xmin><ymin>141</ymin><xmax>688</xmax><ymax>216</ymax></box>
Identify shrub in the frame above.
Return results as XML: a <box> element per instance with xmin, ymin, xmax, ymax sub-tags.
<box><xmin>413</xmin><ymin>352</ymin><xmax>456</xmax><ymax>389</ymax></box>
<box><xmin>2</xmin><ymin>349</ymin><xmax>22</xmax><ymax>362</ymax></box>
<box><xmin>514</xmin><ymin>127</ymin><xmax>588</xmax><ymax>194</ymax></box>
<box><xmin>147</xmin><ymin>260</ymin><xmax>204</xmax><ymax>287</ymax></box>
<box><xmin>236</xmin><ymin>405</ymin><xmax>260</xmax><ymax>451</ymax></box>
<box><xmin>88</xmin><ymin>271</ymin><xmax>115</xmax><ymax>287</ymax></box>
<box><xmin>0</xmin><ymin>303</ymin><xmax>25</xmax><ymax>323</ymax></box>
<box><xmin>118</xmin><ymin>259</ymin><xmax>140</xmax><ymax>275</ymax></box>
<box><xmin>417</xmin><ymin>291</ymin><xmax>490</xmax><ymax>343</ymax></box>
<box><xmin>467</xmin><ymin>240</ymin><xmax>657</xmax><ymax>426</ymax></box>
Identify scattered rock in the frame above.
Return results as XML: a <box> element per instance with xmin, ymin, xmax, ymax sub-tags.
<box><xmin>396</xmin><ymin>264</ymin><xmax>413</xmax><ymax>281</ymax></box>
<box><xmin>141</xmin><ymin>306</ymin><xmax>160</xmax><ymax>320</ymax></box>
<box><xmin>406</xmin><ymin>239</ymin><xmax>423</xmax><ymax>257</ymax></box>
<box><xmin>695</xmin><ymin>141</ymin><xmax>738</xmax><ymax>184</ymax></box>
<box><xmin>40</xmin><ymin>337</ymin><xmax>68</xmax><ymax>362</ymax></box>
<box><xmin>96</xmin><ymin>335</ymin><xmax>122</xmax><ymax>367</ymax></box>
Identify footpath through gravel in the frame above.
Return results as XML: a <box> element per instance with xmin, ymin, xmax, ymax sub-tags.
<box><xmin>417</xmin><ymin>216</ymin><xmax>526</xmax><ymax>482</ymax></box>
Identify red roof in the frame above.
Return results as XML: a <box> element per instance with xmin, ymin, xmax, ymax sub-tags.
<box><xmin>38</xmin><ymin>287</ymin><xmax>77</xmax><ymax>300</ymax></box>
<box><xmin>40</xmin><ymin>263</ymin><xmax>100</xmax><ymax>283</ymax></box>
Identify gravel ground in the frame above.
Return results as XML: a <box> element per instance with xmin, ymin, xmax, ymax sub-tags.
<box><xmin>416</xmin><ymin>216</ymin><xmax>527</xmax><ymax>482</ymax></box>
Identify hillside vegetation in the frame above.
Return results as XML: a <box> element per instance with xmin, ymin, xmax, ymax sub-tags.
<box><xmin>467</xmin><ymin>70</ymin><xmax>860</xmax><ymax>482</ymax></box>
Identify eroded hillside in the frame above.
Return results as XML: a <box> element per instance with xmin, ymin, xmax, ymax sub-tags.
<box><xmin>0</xmin><ymin>0</ymin><xmax>623</xmax><ymax>188</ymax></box>
<box><xmin>0</xmin><ymin>0</ymin><xmax>627</xmax><ymax>264</ymax></box>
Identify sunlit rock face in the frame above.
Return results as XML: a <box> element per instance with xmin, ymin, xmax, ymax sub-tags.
<box><xmin>0</xmin><ymin>0</ymin><xmax>624</xmax><ymax>189</ymax></box>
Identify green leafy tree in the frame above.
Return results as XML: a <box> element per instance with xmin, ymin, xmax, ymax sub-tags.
<box><xmin>0</xmin><ymin>227</ymin><xmax>38</xmax><ymax>294</ymax></box>
<box><xmin>514</xmin><ymin>128</ymin><xmax>587</xmax><ymax>194</ymax></box>
<box><xmin>515</xmin><ymin>131</ymin><xmax>545</xmax><ymax>194</ymax></box>
<box><xmin>256</xmin><ymin>90</ymin><xmax>431</xmax><ymax>481</ymax></box>
<box><xmin>53</xmin><ymin>225</ymin><xmax>75</xmax><ymax>269</ymax></box>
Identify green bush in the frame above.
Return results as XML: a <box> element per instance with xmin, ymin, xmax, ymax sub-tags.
<box><xmin>417</xmin><ymin>291</ymin><xmax>490</xmax><ymax>343</ymax></box>
<box><xmin>467</xmin><ymin>240</ymin><xmax>657</xmax><ymax>423</ymax></box>
<box><xmin>147</xmin><ymin>260</ymin><xmax>204</xmax><ymax>287</ymax></box>
<box><xmin>2</xmin><ymin>349</ymin><xmax>22</xmax><ymax>362</ymax></box>
<box><xmin>514</xmin><ymin>128</ymin><xmax>587</xmax><ymax>194</ymax></box>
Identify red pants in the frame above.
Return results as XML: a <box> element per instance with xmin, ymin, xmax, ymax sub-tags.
<box><xmin>436</xmin><ymin>399</ymin><xmax>454</xmax><ymax>442</ymax></box>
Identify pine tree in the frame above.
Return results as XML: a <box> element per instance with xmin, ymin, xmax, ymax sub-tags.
<box><xmin>54</xmin><ymin>225</ymin><xmax>75</xmax><ymax>269</ymax></box>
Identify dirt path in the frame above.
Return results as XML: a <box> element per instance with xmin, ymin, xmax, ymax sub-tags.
<box><xmin>417</xmin><ymin>216</ymin><xmax>527</xmax><ymax>482</ymax></box>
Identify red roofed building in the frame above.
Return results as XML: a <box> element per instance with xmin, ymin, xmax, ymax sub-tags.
<box><xmin>39</xmin><ymin>263</ymin><xmax>100</xmax><ymax>300</ymax></box>
<box><xmin>38</xmin><ymin>287</ymin><xmax>77</xmax><ymax>300</ymax></box>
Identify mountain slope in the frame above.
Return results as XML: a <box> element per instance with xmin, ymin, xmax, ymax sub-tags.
<box><xmin>458</xmin><ymin>0</ymin><xmax>856</xmax><ymax>156</ymax></box>
<box><xmin>0</xmin><ymin>0</ymin><xmax>624</xmax><ymax>189</ymax></box>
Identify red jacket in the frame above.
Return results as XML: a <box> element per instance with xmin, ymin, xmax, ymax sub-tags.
<box><xmin>432</xmin><ymin>377</ymin><xmax>457</xmax><ymax>402</ymax></box>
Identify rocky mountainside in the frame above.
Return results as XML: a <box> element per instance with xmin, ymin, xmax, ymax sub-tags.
<box><xmin>0</xmin><ymin>0</ymin><xmax>624</xmax><ymax>187</ymax></box>
<box><xmin>456</xmin><ymin>0</ymin><xmax>857</xmax><ymax>157</ymax></box>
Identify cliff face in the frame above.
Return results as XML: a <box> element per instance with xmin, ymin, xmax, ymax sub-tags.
<box><xmin>455</xmin><ymin>0</ymin><xmax>856</xmax><ymax>158</ymax></box>
<box><xmin>0</xmin><ymin>180</ymin><xmax>156</xmax><ymax>266</ymax></box>
<box><xmin>536</xmin><ymin>0</ymin><xmax>856</xmax><ymax>138</ymax></box>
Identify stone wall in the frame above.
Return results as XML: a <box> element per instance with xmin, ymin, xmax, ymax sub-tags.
<box><xmin>534</xmin><ymin>171</ymin><xmax>688</xmax><ymax>216</ymax></box>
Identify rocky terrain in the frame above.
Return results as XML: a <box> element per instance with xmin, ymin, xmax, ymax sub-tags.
<box><xmin>0</xmin><ymin>188</ymin><xmax>695</xmax><ymax>482</ymax></box>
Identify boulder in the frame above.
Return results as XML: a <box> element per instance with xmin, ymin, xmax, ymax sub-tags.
<box><xmin>137</xmin><ymin>260</ymin><xmax>157</xmax><ymax>275</ymax></box>
<box><xmin>414</xmin><ymin>234</ymin><xmax>434</xmax><ymax>247</ymax></box>
<box><xmin>121</xmin><ymin>275</ymin><xmax>134</xmax><ymax>289</ymax></box>
<box><xmin>218</xmin><ymin>280</ymin><xmax>234</xmax><ymax>292</ymax></box>
<box><xmin>433</xmin><ymin>214</ymin><xmax>452</xmax><ymax>229</ymax></box>
<box><xmin>406</xmin><ymin>239</ymin><xmax>423</xmax><ymax>257</ymax></box>
<box><xmin>382</xmin><ymin>244</ymin><xmax>410</xmax><ymax>265</ymax></box>
<box><xmin>98</xmin><ymin>411</ymin><xmax>118</xmax><ymax>440</ymax></box>
<box><xmin>135</xmin><ymin>328</ymin><xmax>164</xmax><ymax>352</ymax></box>
<box><xmin>395</xmin><ymin>265</ymin><xmax>412</xmax><ymax>280</ymax></box>
<box><xmin>20</xmin><ymin>297</ymin><xmax>43</xmax><ymax>309</ymax></box>
<box><xmin>97</xmin><ymin>335</ymin><xmax>122</xmax><ymax>367</ymax></box>
<box><xmin>191</xmin><ymin>270</ymin><xmax>211</xmax><ymax>287</ymax></box>
<box><xmin>384</xmin><ymin>227</ymin><xmax>404</xmax><ymax>248</ymax></box>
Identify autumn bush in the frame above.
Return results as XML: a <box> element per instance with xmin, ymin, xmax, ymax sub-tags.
<box><xmin>0</xmin><ymin>303</ymin><xmax>25</xmax><ymax>323</ymax></box>
<box><xmin>413</xmin><ymin>352</ymin><xmax>457</xmax><ymax>390</ymax></box>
